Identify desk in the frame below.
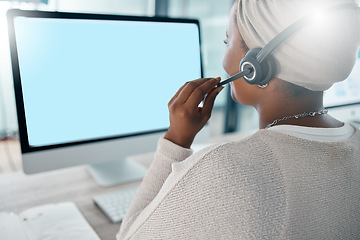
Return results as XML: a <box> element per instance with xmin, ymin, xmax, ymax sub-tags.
<box><xmin>0</xmin><ymin>163</ymin><xmax>149</xmax><ymax>240</ymax></box>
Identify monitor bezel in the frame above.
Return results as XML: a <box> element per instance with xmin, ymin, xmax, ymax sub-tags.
<box><xmin>7</xmin><ymin>9</ymin><xmax>203</xmax><ymax>154</ymax></box>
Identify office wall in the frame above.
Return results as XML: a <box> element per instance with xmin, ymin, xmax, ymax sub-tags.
<box><xmin>0</xmin><ymin>4</ymin><xmax>17</xmax><ymax>137</ymax></box>
<box><xmin>56</xmin><ymin>0</ymin><xmax>150</xmax><ymax>15</ymax></box>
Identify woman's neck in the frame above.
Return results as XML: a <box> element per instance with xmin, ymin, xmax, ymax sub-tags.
<box><xmin>255</xmin><ymin>87</ymin><xmax>342</xmax><ymax>129</ymax></box>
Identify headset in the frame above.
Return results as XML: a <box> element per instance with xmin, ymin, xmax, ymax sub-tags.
<box><xmin>217</xmin><ymin>3</ymin><xmax>360</xmax><ymax>88</ymax></box>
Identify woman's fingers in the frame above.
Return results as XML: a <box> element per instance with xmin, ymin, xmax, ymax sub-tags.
<box><xmin>168</xmin><ymin>77</ymin><xmax>220</xmax><ymax>109</ymax></box>
<box><xmin>175</xmin><ymin>78</ymin><xmax>218</xmax><ymax>104</ymax></box>
<box><xmin>185</xmin><ymin>77</ymin><xmax>221</xmax><ymax>109</ymax></box>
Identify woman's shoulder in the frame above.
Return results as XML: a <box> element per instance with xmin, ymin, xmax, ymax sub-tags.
<box><xmin>172</xmin><ymin>130</ymin><xmax>279</xmax><ymax>175</ymax></box>
<box><xmin>186</xmin><ymin>125</ymin><xmax>360</xmax><ymax>170</ymax></box>
<box><xmin>174</xmin><ymin>125</ymin><xmax>360</xmax><ymax>176</ymax></box>
<box><xmin>200</xmin><ymin>129</ymin><xmax>286</xmax><ymax>158</ymax></box>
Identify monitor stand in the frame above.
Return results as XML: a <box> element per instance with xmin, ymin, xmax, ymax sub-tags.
<box><xmin>87</xmin><ymin>158</ymin><xmax>148</xmax><ymax>187</ymax></box>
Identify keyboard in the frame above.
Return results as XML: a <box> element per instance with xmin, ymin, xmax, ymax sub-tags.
<box><xmin>93</xmin><ymin>186</ymin><xmax>139</xmax><ymax>223</ymax></box>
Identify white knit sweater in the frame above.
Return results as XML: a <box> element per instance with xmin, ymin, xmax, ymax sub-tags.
<box><xmin>117</xmin><ymin>126</ymin><xmax>360</xmax><ymax>239</ymax></box>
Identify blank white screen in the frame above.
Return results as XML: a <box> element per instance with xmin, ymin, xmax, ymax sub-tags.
<box><xmin>14</xmin><ymin>17</ymin><xmax>202</xmax><ymax>147</ymax></box>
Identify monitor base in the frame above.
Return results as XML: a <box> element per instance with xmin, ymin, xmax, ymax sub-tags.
<box><xmin>87</xmin><ymin>158</ymin><xmax>147</xmax><ymax>187</ymax></box>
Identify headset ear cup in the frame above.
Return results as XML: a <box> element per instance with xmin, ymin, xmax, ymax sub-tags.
<box><xmin>240</xmin><ymin>48</ymin><xmax>276</xmax><ymax>86</ymax></box>
<box><xmin>258</xmin><ymin>54</ymin><xmax>276</xmax><ymax>86</ymax></box>
<box><xmin>240</xmin><ymin>48</ymin><xmax>263</xmax><ymax>85</ymax></box>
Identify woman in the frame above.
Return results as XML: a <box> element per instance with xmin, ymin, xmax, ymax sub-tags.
<box><xmin>117</xmin><ymin>0</ymin><xmax>360</xmax><ymax>239</ymax></box>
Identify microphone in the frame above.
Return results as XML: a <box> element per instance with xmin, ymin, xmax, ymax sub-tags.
<box><xmin>216</xmin><ymin>68</ymin><xmax>253</xmax><ymax>87</ymax></box>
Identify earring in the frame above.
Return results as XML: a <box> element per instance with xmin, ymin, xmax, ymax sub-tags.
<box><xmin>258</xmin><ymin>84</ymin><xmax>268</xmax><ymax>88</ymax></box>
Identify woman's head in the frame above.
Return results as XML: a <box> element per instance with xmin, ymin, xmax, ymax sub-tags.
<box><xmin>225</xmin><ymin>0</ymin><xmax>360</xmax><ymax>93</ymax></box>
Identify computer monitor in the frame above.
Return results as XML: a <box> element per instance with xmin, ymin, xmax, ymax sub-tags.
<box><xmin>323</xmin><ymin>48</ymin><xmax>360</xmax><ymax>124</ymax></box>
<box><xmin>7</xmin><ymin>9</ymin><xmax>204</xmax><ymax>186</ymax></box>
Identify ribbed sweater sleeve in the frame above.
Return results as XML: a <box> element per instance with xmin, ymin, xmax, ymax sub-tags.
<box><xmin>117</xmin><ymin>138</ymin><xmax>193</xmax><ymax>239</ymax></box>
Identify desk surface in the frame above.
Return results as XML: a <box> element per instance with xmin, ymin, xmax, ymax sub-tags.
<box><xmin>0</xmin><ymin>164</ymin><xmax>144</xmax><ymax>240</ymax></box>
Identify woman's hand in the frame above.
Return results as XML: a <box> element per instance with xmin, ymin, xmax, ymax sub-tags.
<box><xmin>164</xmin><ymin>77</ymin><xmax>224</xmax><ymax>148</ymax></box>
